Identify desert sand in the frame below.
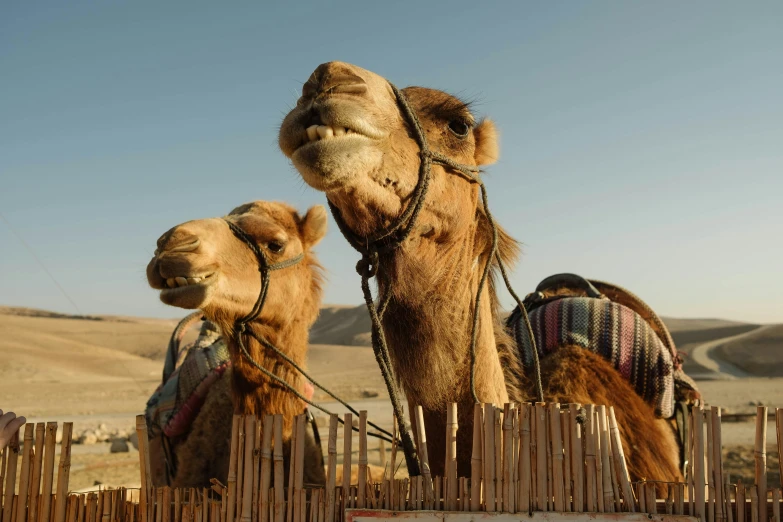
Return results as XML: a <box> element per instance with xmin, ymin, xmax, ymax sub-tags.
<box><xmin>1</xmin><ymin>305</ymin><xmax>781</xmax><ymax>491</ymax></box>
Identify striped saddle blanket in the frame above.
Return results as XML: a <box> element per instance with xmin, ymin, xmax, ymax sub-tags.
<box><xmin>507</xmin><ymin>274</ymin><xmax>700</xmax><ymax>419</ymax></box>
<box><xmin>145</xmin><ymin>313</ymin><xmax>231</xmax><ymax>439</ymax></box>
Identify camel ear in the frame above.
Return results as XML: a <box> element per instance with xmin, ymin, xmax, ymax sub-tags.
<box><xmin>474</xmin><ymin>119</ymin><xmax>499</xmax><ymax>166</ymax></box>
<box><xmin>301</xmin><ymin>205</ymin><xmax>328</xmax><ymax>246</ymax></box>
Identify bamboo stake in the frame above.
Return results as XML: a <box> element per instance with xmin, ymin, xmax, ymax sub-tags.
<box><xmin>241</xmin><ymin>417</ymin><xmax>256</xmax><ymax>522</ymax></box>
<box><xmin>291</xmin><ymin>415</ymin><xmax>305</xmax><ymax>522</ymax></box>
<box><xmin>53</xmin><ymin>423</ymin><xmax>72</xmax><ymax>522</ymax></box>
<box><xmin>707</xmin><ymin>408</ymin><xmax>715</xmax><ymax>522</ymax></box>
<box><xmin>252</xmin><ymin>421</ymin><xmax>261</xmax><ymax>522</ymax></box>
<box><xmin>433</xmin><ymin>477</ymin><xmax>441</xmax><ymax>511</ymax></box>
<box><xmin>607</xmin><ymin>430</ymin><xmax>621</xmax><ymax>513</ymax></box>
<box><xmin>712</xmin><ymin>407</ymin><xmax>725</xmax><ymax>522</ymax></box>
<box><xmin>0</xmin><ymin>447</ymin><xmax>5</xmax><ymax>518</ymax></box>
<box><xmin>502</xmin><ymin>404</ymin><xmax>513</xmax><ymax>513</ymax></box>
<box><xmin>584</xmin><ymin>405</ymin><xmax>597</xmax><ymax>512</ymax></box>
<box><xmin>227</xmin><ymin>416</ymin><xmax>240</xmax><ymax>522</ymax></box>
<box><xmin>754</xmin><ymin>406</ymin><xmax>767</xmax><ymax>522</ymax></box>
<box><xmin>484</xmin><ymin>404</ymin><xmax>496</xmax><ymax>512</ymax></box>
<box><xmin>445</xmin><ymin>404</ymin><xmax>458</xmax><ymax>511</ymax></box>
<box><xmin>162</xmin><ymin>489</ymin><xmax>170</xmax><ymax>522</ymax></box>
<box><xmin>3</xmin><ymin>431</ymin><xmax>19</xmax><ymax>522</ymax></box>
<box><xmin>470</xmin><ymin>404</ymin><xmax>482</xmax><ymax>512</ymax></box>
<box><xmin>545</xmin><ymin>406</ymin><xmax>553</xmax><ymax>512</ymax></box>
<box><xmin>16</xmin><ymin>424</ymin><xmax>33</xmax><ymax>522</ymax></box>
<box><xmin>357</xmin><ymin>412</ymin><xmax>367</xmax><ymax>509</ymax></box>
<box><xmin>596</xmin><ymin>407</ymin><xmax>614</xmax><ymax>512</ymax></box>
<box><xmin>561</xmin><ymin>409</ymin><xmax>571</xmax><ymax>512</ymax></box>
<box><xmin>174</xmin><ymin>490</ymin><xmax>180</xmax><ymax>522</ymax></box>
<box><xmin>689</xmin><ymin>407</ymin><xmax>696</xmax><ymax>517</ymax></box>
<box><xmin>639</xmin><ymin>482</ymin><xmax>646</xmax><ymax>513</ymax></box>
<box><xmin>548</xmin><ymin>404</ymin><xmax>565</xmax><ymax>512</ymax></box>
<box><xmin>520</xmin><ymin>404</ymin><xmax>531</xmax><ymax>513</ymax></box>
<box><xmin>675</xmin><ymin>483</ymin><xmax>684</xmax><ymax>515</ymax></box>
<box><xmin>777</xmin><ymin>409</ymin><xmax>783</xmax><ymax>492</ymax></box>
<box><xmin>389</xmin><ymin>418</ymin><xmax>397</xmax><ymax>510</ymax></box>
<box><xmin>736</xmin><ymin>481</ymin><xmax>745</xmax><ymax>522</ymax></box>
<box><xmin>607</xmin><ymin>407</ymin><xmax>635</xmax><ymax>512</ymax></box>
<box><xmin>272</xmin><ymin>416</ymin><xmax>284</xmax><ymax>522</ymax></box>
<box><xmin>696</xmin><ymin>405</ymin><xmax>707</xmax><ymax>522</ymax></box>
<box><xmin>341</xmin><ymin>413</ymin><xmax>352</xmax><ymax>510</ymax></box>
<box><xmin>594</xmin><ymin>410</ymin><xmax>604</xmax><ymax>513</ymax></box>
<box><xmin>511</xmin><ymin>408</ymin><xmax>518</xmax><ymax>513</ymax></box>
<box><xmin>772</xmin><ymin>489</ymin><xmax>780</xmax><ymax>522</ymax></box>
<box><xmin>530</xmin><ymin>403</ymin><xmax>537</xmax><ymax>510</ymax></box>
<box><xmin>29</xmin><ymin>424</ymin><xmax>45</xmax><ymax>522</ymax></box>
<box><xmin>260</xmin><ymin>416</ymin><xmax>273</xmax><ymax>522</ymax></box>
<box><xmin>494</xmin><ymin>409</ymin><xmax>503</xmax><ymax>511</ymax></box>
<box><xmin>725</xmin><ymin>481</ymin><xmax>734</xmax><ymax>522</ymax></box>
<box><xmin>324</xmin><ymin>415</ymin><xmax>336</xmax><ymax>522</ymax></box>
<box><xmin>534</xmin><ymin>403</ymin><xmax>547</xmax><ymax>512</ymax></box>
<box><xmin>749</xmin><ymin>486</ymin><xmax>758</xmax><ymax>522</ymax></box>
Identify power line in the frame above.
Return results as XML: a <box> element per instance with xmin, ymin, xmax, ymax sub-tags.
<box><xmin>0</xmin><ymin>210</ymin><xmax>82</xmax><ymax>314</ymax></box>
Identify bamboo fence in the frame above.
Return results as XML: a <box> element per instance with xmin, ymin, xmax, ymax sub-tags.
<box><xmin>1</xmin><ymin>405</ymin><xmax>782</xmax><ymax>522</ymax></box>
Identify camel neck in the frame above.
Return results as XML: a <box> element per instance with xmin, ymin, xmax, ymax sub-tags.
<box><xmin>226</xmin><ymin>319</ymin><xmax>309</xmax><ymax>425</ymax></box>
<box><xmin>377</xmin><ymin>223</ymin><xmax>510</xmax><ymax>411</ymax></box>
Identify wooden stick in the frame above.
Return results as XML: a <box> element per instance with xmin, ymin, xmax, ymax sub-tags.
<box><xmin>260</xmin><ymin>417</ymin><xmax>273</xmax><ymax>522</ymax></box>
<box><xmin>534</xmin><ymin>403</ymin><xmax>547</xmax><ymax>512</ymax></box>
<box><xmin>566</xmin><ymin>405</ymin><xmax>583</xmax><ymax>513</ymax></box>
<box><xmin>511</xmin><ymin>407</ymin><xmax>519</xmax><ymax>514</ymax></box>
<box><xmin>772</xmin><ymin>489</ymin><xmax>780</xmax><ymax>522</ymax></box>
<box><xmin>749</xmin><ymin>486</ymin><xmax>758</xmax><ymax>522</ymax></box>
<box><xmin>54</xmin><ymin>423</ymin><xmax>72</xmax><ymax>522</ymax></box>
<box><xmin>433</xmin><ymin>477</ymin><xmax>441</xmax><ymax>511</ymax></box>
<box><xmin>251</xmin><ymin>421</ymin><xmax>261</xmax><ymax>522</ymax></box>
<box><xmin>227</xmin><ymin>416</ymin><xmax>240</xmax><ymax>522</ymax></box>
<box><xmin>736</xmin><ymin>481</ymin><xmax>745</xmax><ymax>522</ymax></box>
<box><xmin>501</xmin><ymin>404</ymin><xmax>513</xmax><ymax>513</ymax></box>
<box><xmin>608</xmin><ymin>407</ymin><xmax>635</xmax><ymax>512</ymax></box>
<box><xmin>593</xmin><ymin>410</ymin><xmax>604</xmax><ymax>513</ymax></box>
<box><xmin>584</xmin><ymin>405</ymin><xmax>597</xmax><ymax>512</ymax></box>
<box><xmin>639</xmin><ymin>482</ymin><xmax>647</xmax><ymax>514</ymax></box>
<box><xmin>548</xmin><ymin>404</ymin><xmax>565</xmax><ymax>512</ymax></box>
<box><xmin>241</xmin><ymin>417</ymin><xmax>256</xmax><ymax>522</ymax></box>
<box><xmin>29</xmin><ymin>424</ymin><xmax>45</xmax><ymax>522</ymax></box>
<box><xmin>607</xmin><ymin>424</ymin><xmax>621</xmax><ymax>513</ymax></box>
<box><xmin>707</xmin><ymin>408</ymin><xmax>715</xmax><ymax>522</ymax></box>
<box><xmin>754</xmin><ymin>406</ymin><xmax>767</xmax><ymax>522</ymax></box>
<box><xmin>445</xmin><ymin>404</ymin><xmax>458</xmax><ymax>511</ymax></box>
<box><xmin>693</xmin><ymin>405</ymin><xmax>706</xmax><ymax>522</ymax></box>
<box><xmin>561</xmin><ymin>409</ymin><xmax>571</xmax><ymax>513</ymax></box>
<box><xmin>520</xmin><ymin>404</ymin><xmax>531</xmax><ymax>513</ymax></box>
<box><xmin>341</xmin><ymin>413</ymin><xmax>352</xmax><ymax>507</ymax></box>
<box><xmin>596</xmin><ymin>407</ymin><xmax>614</xmax><ymax>512</ymax></box>
<box><xmin>469</xmin><ymin>404</ymin><xmax>482</xmax><ymax>512</ymax></box>
<box><xmin>357</xmin><ymin>412</ymin><xmax>367</xmax><ymax>509</ymax></box>
<box><xmin>777</xmin><ymin>409</ymin><xmax>783</xmax><ymax>494</ymax></box>
<box><xmin>495</xmin><ymin>409</ymin><xmax>503</xmax><ymax>511</ymax></box>
<box><xmin>3</xmin><ymin>430</ymin><xmax>19</xmax><ymax>522</ymax></box>
<box><xmin>484</xmin><ymin>404</ymin><xmax>496</xmax><ymax>512</ymax></box>
<box><xmin>16</xmin><ymin>424</ymin><xmax>33</xmax><ymax>522</ymax></box>
<box><xmin>272</xmin><ymin>416</ymin><xmax>284</xmax><ymax>522</ymax></box>
<box><xmin>324</xmin><ymin>415</ymin><xmax>336</xmax><ymax>522</ymax></box>
<box><xmin>675</xmin><ymin>483</ymin><xmax>684</xmax><ymax>515</ymax></box>
<box><xmin>712</xmin><ymin>407</ymin><xmax>725</xmax><ymax>522</ymax></box>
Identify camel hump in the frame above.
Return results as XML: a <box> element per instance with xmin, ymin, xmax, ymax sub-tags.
<box><xmin>507</xmin><ymin>273</ymin><xmax>701</xmax><ymax>419</ymax></box>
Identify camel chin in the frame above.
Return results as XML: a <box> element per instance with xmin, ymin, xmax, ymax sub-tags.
<box><xmin>291</xmin><ymin>135</ymin><xmax>383</xmax><ymax>192</ymax></box>
<box><xmin>159</xmin><ymin>283</ymin><xmax>213</xmax><ymax>310</ymax></box>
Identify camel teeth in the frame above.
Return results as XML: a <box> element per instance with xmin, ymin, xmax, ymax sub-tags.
<box><xmin>305</xmin><ymin>125</ymin><xmax>351</xmax><ymax>143</ymax></box>
<box><xmin>175</xmin><ymin>277</ymin><xmax>188</xmax><ymax>287</ymax></box>
<box><xmin>187</xmin><ymin>277</ymin><xmax>201</xmax><ymax>284</ymax></box>
<box><xmin>166</xmin><ymin>278</ymin><xmax>176</xmax><ymax>288</ymax></box>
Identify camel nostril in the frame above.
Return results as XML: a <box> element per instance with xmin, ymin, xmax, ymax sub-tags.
<box><xmin>161</xmin><ymin>231</ymin><xmax>201</xmax><ymax>254</ymax></box>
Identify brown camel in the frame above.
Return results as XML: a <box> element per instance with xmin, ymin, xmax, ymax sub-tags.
<box><xmin>278</xmin><ymin>61</ymin><xmax>685</xmax><ymax>486</ymax></box>
<box><xmin>146</xmin><ymin>200</ymin><xmax>328</xmax><ymax>488</ymax></box>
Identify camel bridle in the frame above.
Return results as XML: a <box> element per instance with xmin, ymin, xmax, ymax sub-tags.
<box><xmin>326</xmin><ymin>83</ymin><xmax>546</xmax><ymax>477</ymax></box>
<box><xmin>223</xmin><ymin>219</ymin><xmax>395</xmax><ymax>443</ymax></box>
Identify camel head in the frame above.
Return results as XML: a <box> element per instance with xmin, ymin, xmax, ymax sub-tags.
<box><xmin>279</xmin><ymin>61</ymin><xmax>501</xmax><ymax>240</ymax></box>
<box><xmin>147</xmin><ymin>201</ymin><xmax>327</xmax><ymax>329</ymax></box>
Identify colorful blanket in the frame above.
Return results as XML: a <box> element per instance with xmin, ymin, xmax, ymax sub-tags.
<box><xmin>145</xmin><ymin>316</ymin><xmax>231</xmax><ymax>439</ymax></box>
<box><xmin>508</xmin><ymin>295</ymin><xmax>677</xmax><ymax>418</ymax></box>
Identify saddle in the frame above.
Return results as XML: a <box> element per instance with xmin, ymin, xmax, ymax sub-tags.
<box><xmin>506</xmin><ymin>274</ymin><xmax>701</xmax><ymax>473</ymax></box>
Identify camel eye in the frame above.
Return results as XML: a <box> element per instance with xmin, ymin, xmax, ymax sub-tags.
<box><xmin>447</xmin><ymin>120</ymin><xmax>470</xmax><ymax>138</ymax></box>
<box><xmin>267</xmin><ymin>241</ymin><xmax>285</xmax><ymax>254</ymax></box>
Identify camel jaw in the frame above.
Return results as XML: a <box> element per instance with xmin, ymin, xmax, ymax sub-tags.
<box><xmin>158</xmin><ymin>276</ymin><xmax>217</xmax><ymax>309</ymax></box>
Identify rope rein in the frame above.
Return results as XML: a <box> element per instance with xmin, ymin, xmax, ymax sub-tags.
<box><xmin>225</xmin><ymin>220</ymin><xmax>394</xmax><ymax>443</ymax></box>
<box><xmin>326</xmin><ymin>83</ymin><xmax>545</xmax><ymax>476</ymax></box>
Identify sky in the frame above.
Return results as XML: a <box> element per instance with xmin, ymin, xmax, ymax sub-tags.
<box><xmin>1</xmin><ymin>1</ymin><xmax>781</xmax><ymax>324</ymax></box>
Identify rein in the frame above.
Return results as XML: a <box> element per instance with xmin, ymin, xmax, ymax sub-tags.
<box><xmin>326</xmin><ymin>83</ymin><xmax>546</xmax><ymax>477</ymax></box>
<box><xmin>224</xmin><ymin>219</ymin><xmax>394</xmax><ymax>443</ymax></box>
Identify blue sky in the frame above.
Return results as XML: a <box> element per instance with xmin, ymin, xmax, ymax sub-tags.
<box><xmin>1</xmin><ymin>1</ymin><xmax>781</xmax><ymax>323</ymax></box>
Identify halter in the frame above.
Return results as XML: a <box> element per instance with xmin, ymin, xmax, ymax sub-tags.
<box><xmin>223</xmin><ymin>219</ymin><xmax>394</xmax><ymax>443</ymax></box>
<box><xmin>326</xmin><ymin>83</ymin><xmax>545</xmax><ymax>477</ymax></box>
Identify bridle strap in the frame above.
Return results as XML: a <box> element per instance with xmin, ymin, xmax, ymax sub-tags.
<box><xmin>326</xmin><ymin>83</ymin><xmax>545</xmax><ymax>476</ymax></box>
<box><xmin>224</xmin><ymin>218</ymin><xmax>394</xmax><ymax>443</ymax></box>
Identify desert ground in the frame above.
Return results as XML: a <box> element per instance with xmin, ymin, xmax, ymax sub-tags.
<box><xmin>1</xmin><ymin>305</ymin><xmax>781</xmax><ymax>491</ymax></box>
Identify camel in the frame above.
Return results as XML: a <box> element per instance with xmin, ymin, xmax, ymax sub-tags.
<box><xmin>278</xmin><ymin>61</ymin><xmax>690</xmax><ymax>487</ymax></box>
<box><xmin>145</xmin><ymin>200</ymin><xmax>328</xmax><ymax>488</ymax></box>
